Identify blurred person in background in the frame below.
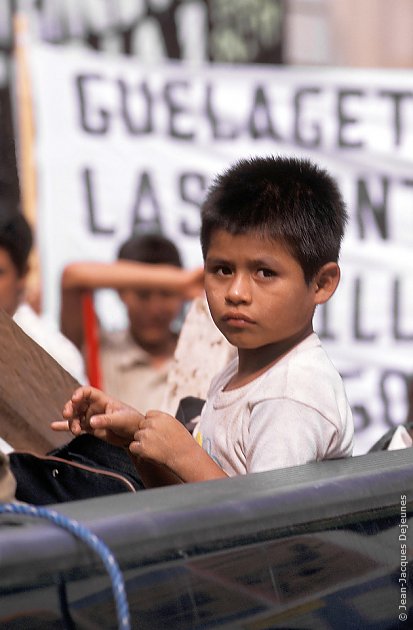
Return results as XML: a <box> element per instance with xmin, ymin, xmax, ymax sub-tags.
<box><xmin>60</xmin><ymin>233</ymin><xmax>204</xmax><ymax>411</ymax></box>
<box><xmin>0</xmin><ymin>208</ymin><xmax>87</xmax><ymax>385</ymax></box>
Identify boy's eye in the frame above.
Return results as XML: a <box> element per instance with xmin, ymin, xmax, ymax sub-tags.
<box><xmin>257</xmin><ymin>268</ymin><xmax>276</xmax><ymax>278</ymax></box>
<box><xmin>216</xmin><ymin>266</ymin><xmax>232</xmax><ymax>276</ymax></box>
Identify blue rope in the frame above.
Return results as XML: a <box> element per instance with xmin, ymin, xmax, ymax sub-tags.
<box><xmin>0</xmin><ymin>502</ymin><xmax>131</xmax><ymax>630</ymax></box>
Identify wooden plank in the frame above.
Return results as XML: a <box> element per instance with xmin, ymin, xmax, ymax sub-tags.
<box><xmin>0</xmin><ymin>309</ymin><xmax>78</xmax><ymax>453</ymax></box>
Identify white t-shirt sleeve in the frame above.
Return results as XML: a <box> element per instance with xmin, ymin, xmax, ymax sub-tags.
<box><xmin>247</xmin><ymin>398</ymin><xmax>338</xmax><ymax>473</ymax></box>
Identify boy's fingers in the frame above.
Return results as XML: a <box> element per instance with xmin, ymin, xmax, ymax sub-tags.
<box><xmin>89</xmin><ymin>414</ymin><xmax>110</xmax><ymax>429</ymax></box>
<box><xmin>62</xmin><ymin>400</ymin><xmax>74</xmax><ymax>418</ymax></box>
<box><xmin>89</xmin><ymin>410</ymin><xmax>143</xmax><ymax>436</ymax></box>
<box><xmin>69</xmin><ymin>418</ymin><xmax>83</xmax><ymax>435</ymax></box>
<box><xmin>89</xmin><ymin>413</ymin><xmax>135</xmax><ymax>431</ymax></box>
<box><xmin>72</xmin><ymin>385</ymin><xmax>94</xmax><ymax>401</ymax></box>
<box><xmin>50</xmin><ymin>420</ymin><xmax>70</xmax><ymax>431</ymax></box>
<box><xmin>129</xmin><ymin>440</ymin><xmax>142</xmax><ymax>456</ymax></box>
<box><xmin>50</xmin><ymin>418</ymin><xmax>83</xmax><ymax>436</ymax></box>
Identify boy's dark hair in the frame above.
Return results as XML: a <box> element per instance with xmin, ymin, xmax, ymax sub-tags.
<box><xmin>0</xmin><ymin>209</ymin><xmax>33</xmax><ymax>277</ymax></box>
<box><xmin>118</xmin><ymin>233</ymin><xmax>182</xmax><ymax>268</ymax></box>
<box><xmin>201</xmin><ymin>155</ymin><xmax>348</xmax><ymax>282</ymax></box>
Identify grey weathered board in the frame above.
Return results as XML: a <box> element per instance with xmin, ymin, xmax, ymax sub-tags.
<box><xmin>0</xmin><ymin>309</ymin><xmax>79</xmax><ymax>453</ymax></box>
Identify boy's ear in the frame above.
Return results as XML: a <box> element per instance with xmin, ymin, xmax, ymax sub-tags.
<box><xmin>313</xmin><ymin>262</ymin><xmax>340</xmax><ymax>305</ymax></box>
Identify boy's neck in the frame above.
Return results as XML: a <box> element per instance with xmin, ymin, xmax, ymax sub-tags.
<box><xmin>226</xmin><ymin>327</ymin><xmax>314</xmax><ymax>391</ymax></box>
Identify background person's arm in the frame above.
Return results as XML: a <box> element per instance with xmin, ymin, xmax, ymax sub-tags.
<box><xmin>60</xmin><ymin>261</ymin><xmax>204</xmax><ymax>349</ymax></box>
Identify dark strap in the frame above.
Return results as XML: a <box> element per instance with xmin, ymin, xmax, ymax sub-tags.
<box><xmin>175</xmin><ymin>396</ymin><xmax>205</xmax><ymax>430</ymax></box>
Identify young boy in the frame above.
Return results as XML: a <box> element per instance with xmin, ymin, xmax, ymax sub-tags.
<box><xmin>52</xmin><ymin>155</ymin><xmax>354</xmax><ymax>486</ymax></box>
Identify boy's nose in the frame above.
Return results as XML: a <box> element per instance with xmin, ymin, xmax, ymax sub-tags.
<box><xmin>225</xmin><ymin>274</ymin><xmax>252</xmax><ymax>304</ymax></box>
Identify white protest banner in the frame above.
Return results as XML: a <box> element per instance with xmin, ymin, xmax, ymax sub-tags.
<box><xmin>27</xmin><ymin>43</ymin><xmax>413</xmax><ymax>453</ymax></box>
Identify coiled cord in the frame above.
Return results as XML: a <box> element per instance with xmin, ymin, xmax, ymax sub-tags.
<box><xmin>0</xmin><ymin>502</ymin><xmax>131</xmax><ymax>630</ymax></box>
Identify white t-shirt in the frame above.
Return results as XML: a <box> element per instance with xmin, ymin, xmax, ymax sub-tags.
<box><xmin>193</xmin><ymin>332</ymin><xmax>354</xmax><ymax>476</ymax></box>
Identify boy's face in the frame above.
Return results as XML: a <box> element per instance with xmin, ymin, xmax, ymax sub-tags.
<box><xmin>204</xmin><ymin>229</ymin><xmax>322</xmax><ymax>351</ymax></box>
<box><xmin>0</xmin><ymin>247</ymin><xmax>25</xmax><ymax>316</ymax></box>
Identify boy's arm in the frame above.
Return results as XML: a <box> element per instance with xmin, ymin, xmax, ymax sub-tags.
<box><xmin>134</xmin><ymin>453</ymin><xmax>227</xmax><ymax>487</ymax></box>
<box><xmin>131</xmin><ymin>459</ymin><xmax>185</xmax><ymax>488</ymax></box>
<box><xmin>60</xmin><ymin>261</ymin><xmax>204</xmax><ymax>349</ymax></box>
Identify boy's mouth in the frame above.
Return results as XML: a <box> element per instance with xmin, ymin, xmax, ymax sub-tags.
<box><xmin>222</xmin><ymin>312</ymin><xmax>256</xmax><ymax>326</ymax></box>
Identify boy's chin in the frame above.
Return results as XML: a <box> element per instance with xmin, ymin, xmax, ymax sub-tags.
<box><xmin>221</xmin><ymin>334</ymin><xmax>261</xmax><ymax>350</ymax></box>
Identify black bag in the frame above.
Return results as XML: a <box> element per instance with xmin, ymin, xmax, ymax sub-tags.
<box><xmin>9</xmin><ymin>434</ymin><xmax>144</xmax><ymax>505</ymax></box>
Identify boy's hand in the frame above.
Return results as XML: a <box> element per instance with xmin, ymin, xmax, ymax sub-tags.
<box><xmin>51</xmin><ymin>386</ymin><xmax>144</xmax><ymax>448</ymax></box>
<box><xmin>52</xmin><ymin>391</ymin><xmax>228</xmax><ymax>485</ymax></box>
<box><xmin>129</xmin><ymin>410</ymin><xmax>199</xmax><ymax>469</ymax></box>
<box><xmin>130</xmin><ymin>410</ymin><xmax>228</xmax><ymax>483</ymax></box>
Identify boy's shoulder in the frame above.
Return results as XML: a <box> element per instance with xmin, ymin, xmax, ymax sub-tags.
<box><xmin>208</xmin><ymin>332</ymin><xmax>335</xmax><ymax>398</ymax></box>
<box><xmin>249</xmin><ymin>333</ymin><xmax>349</xmax><ymax>419</ymax></box>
